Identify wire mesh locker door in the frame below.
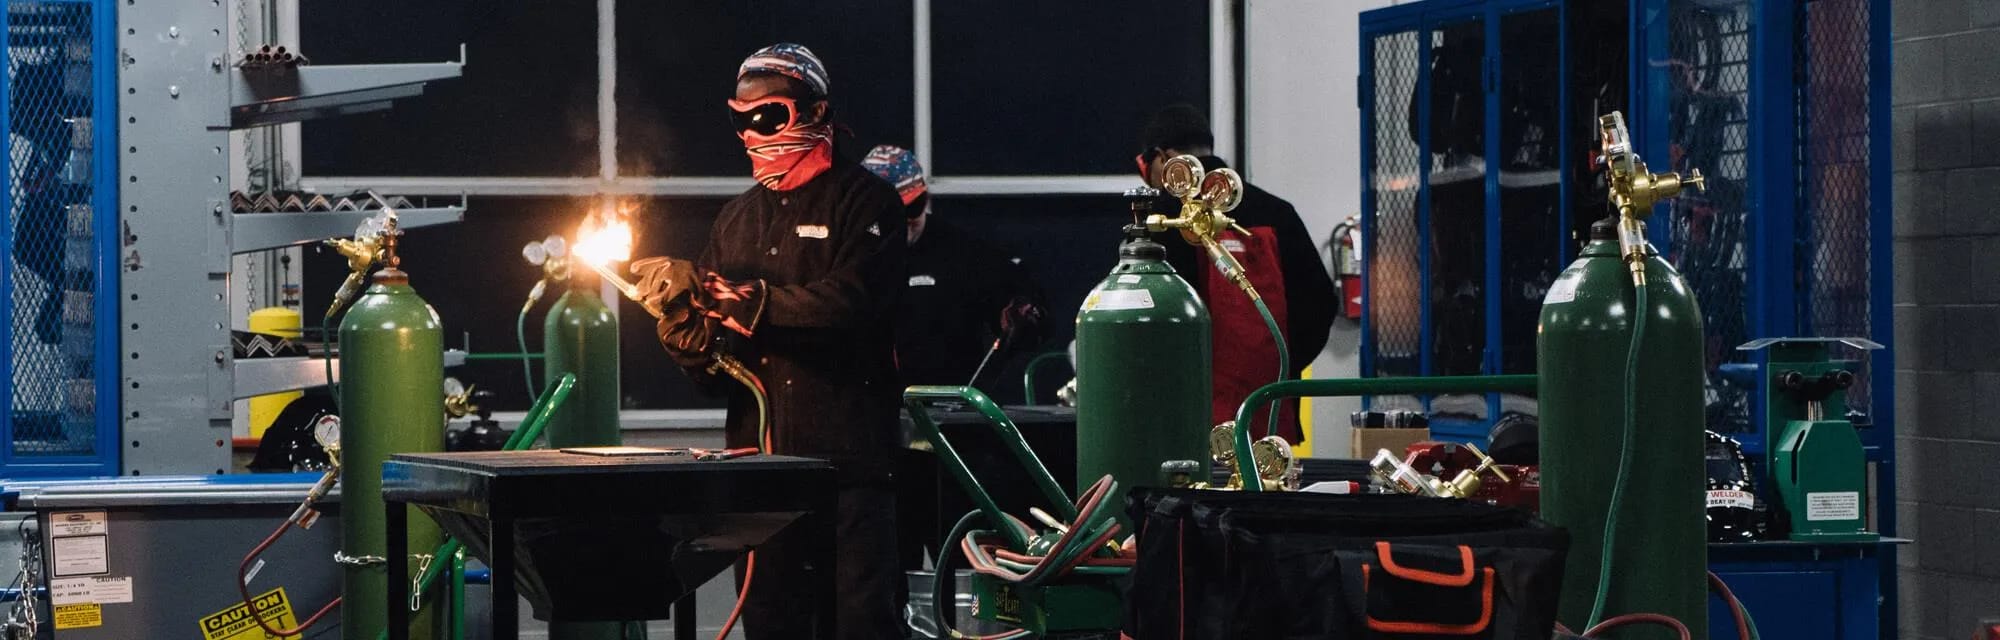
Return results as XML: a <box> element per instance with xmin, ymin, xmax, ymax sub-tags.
<box><xmin>3</xmin><ymin>0</ymin><xmax>117</xmax><ymax>476</ymax></box>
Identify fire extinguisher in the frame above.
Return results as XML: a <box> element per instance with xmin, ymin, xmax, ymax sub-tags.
<box><xmin>1331</xmin><ymin>215</ymin><xmax>1362</xmax><ymax>320</ymax></box>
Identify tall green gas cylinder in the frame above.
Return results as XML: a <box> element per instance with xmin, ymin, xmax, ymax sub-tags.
<box><xmin>543</xmin><ymin>273</ymin><xmax>621</xmax><ymax>449</ymax></box>
<box><xmin>541</xmin><ymin>274</ymin><xmax>633</xmax><ymax>640</ymax></box>
<box><xmin>339</xmin><ymin>259</ymin><xmax>444</xmax><ymax>640</ymax></box>
<box><xmin>1537</xmin><ymin>219</ymin><xmax>1706</xmax><ymax>638</ymax></box>
<box><xmin>1075</xmin><ymin>226</ymin><xmax>1211</xmax><ymax>514</ymax></box>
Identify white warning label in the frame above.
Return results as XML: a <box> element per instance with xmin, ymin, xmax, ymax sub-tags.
<box><xmin>1084</xmin><ymin>289</ymin><xmax>1155</xmax><ymax>311</ymax></box>
<box><xmin>1543</xmin><ymin>275</ymin><xmax>1581</xmax><ymax>305</ymax></box>
<box><xmin>1706</xmin><ymin>490</ymin><xmax>1755</xmax><ymax>510</ymax></box>
<box><xmin>51</xmin><ymin>576</ymin><xmax>133</xmax><ymax>605</ymax></box>
<box><xmin>48</xmin><ymin>512</ymin><xmax>107</xmax><ymax>537</ymax></box>
<box><xmin>50</xmin><ymin>535</ymin><xmax>107</xmax><ymax>577</ymax></box>
<box><xmin>1805</xmin><ymin>491</ymin><xmax>1861</xmax><ymax>521</ymax></box>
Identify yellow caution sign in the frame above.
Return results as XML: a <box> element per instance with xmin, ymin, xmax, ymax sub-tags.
<box><xmin>53</xmin><ymin>603</ymin><xmax>102</xmax><ymax>630</ymax></box>
<box><xmin>197</xmin><ymin>587</ymin><xmax>298</xmax><ymax>640</ymax></box>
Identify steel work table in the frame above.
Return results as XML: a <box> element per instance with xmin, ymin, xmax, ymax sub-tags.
<box><xmin>381</xmin><ymin>450</ymin><xmax>837</xmax><ymax>639</ymax></box>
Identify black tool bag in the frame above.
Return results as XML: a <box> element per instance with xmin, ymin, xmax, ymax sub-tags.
<box><xmin>1124</xmin><ymin>489</ymin><xmax>1568</xmax><ymax>639</ymax></box>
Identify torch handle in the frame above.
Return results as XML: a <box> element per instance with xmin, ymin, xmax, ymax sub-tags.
<box><xmin>582</xmin><ymin>261</ymin><xmax>669</xmax><ymax>319</ymax></box>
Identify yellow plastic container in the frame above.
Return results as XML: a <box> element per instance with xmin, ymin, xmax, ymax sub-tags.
<box><xmin>246</xmin><ymin>305</ymin><xmax>303</xmax><ymax>438</ymax></box>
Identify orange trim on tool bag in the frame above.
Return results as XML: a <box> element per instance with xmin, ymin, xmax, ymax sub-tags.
<box><xmin>1361</xmin><ymin>565</ymin><xmax>1497</xmax><ymax>635</ymax></box>
<box><xmin>1374</xmin><ymin>541</ymin><xmax>1477</xmax><ymax>587</ymax></box>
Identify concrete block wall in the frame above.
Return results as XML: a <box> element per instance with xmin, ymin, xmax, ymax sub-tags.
<box><xmin>1894</xmin><ymin>2</ymin><xmax>2000</xmax><ymax>637</ymax></box>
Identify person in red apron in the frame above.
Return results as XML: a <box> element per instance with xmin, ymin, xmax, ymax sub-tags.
<box><xmin>1135</xmin><ymin>104</ymin><xmax>1339</xmax><ymax>444</ymax></box>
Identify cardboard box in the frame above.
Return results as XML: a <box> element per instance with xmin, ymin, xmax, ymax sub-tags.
<box><xmin>1350</xmin><ymin>427</ymin><xmax>1431</xmax><ymax>460</ymax></box>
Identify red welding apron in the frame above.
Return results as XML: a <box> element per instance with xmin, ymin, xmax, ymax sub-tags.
<box><xmin>1204</xmin><ymin>226</ymin><xmax>1300</xmax><ymax>442</ymax></box>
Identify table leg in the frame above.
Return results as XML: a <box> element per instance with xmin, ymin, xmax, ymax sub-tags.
<box><xmin>491</xmin><ymin>516</ymin><xmax>518</xmax><ymax>639</ymax></box>
<box><xmin>674</xmin><ymin>591</ymin><xmax>695</xmax><ymax>640</ymax></box>
<box><xmin>812</xmin><ymin>490</ymin><xmax>838</xmax><ymax>639</ymax></box>
<box><xmin>387</xmin><ymin>503</ymin><xmax>410</xmax><ymax>640</ymax></box>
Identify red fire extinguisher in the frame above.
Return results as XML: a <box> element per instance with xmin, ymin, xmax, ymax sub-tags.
<box><xmin>1331</xmin><ymin>215</ymin><xmax>1362</xmax><ymax>320</ymax></box>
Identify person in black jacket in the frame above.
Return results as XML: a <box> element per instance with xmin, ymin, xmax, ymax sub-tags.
<box><xmin>634</xmin><ymin>43</ymin><xmax>904</xmax><ymax>640</ymax></box>
<box><xmin>1136</xmin><ymin>104</ymin><xmax>1339</xmax><ymax>444</ymax></box>
<box><xmin>861</xmin><ymin>145</ymin><xmax>1044</xmax><ymax>573</ymax></box>
<box><xmin>862</xmin><ymin>145</ymin><xmax>1044</xmax><ymax>390</ymax></box>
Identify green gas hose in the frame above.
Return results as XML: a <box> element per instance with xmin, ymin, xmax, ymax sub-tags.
<box><xmin>1587</xmin><ymin>274</ymin><xmax>1648</xmax><ymax>629</ymax></box>
<box><xmin>322</xmin><ymin>316</ymin><xmax>340</xmax><ymax>413</ymax></box>
<box><xmin>515</xmin><ymin>302</ymin><xmax>540</xmax><ymax>401</ymax></box>
<box><xmin>1250</xmin><ymin>296</ymin><xmax>1289</xmax><ymax>440</ymax></box>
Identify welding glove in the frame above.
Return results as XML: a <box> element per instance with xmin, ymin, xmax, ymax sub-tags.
<box><xmin>629</xmin><ymin>256</ymin><xmax>699</xmax><ymax>318</ymax></box>
<box><xmin>656</xmin><ymin>299</ymin><xmax>717</xmax><ymax>370</ymax></box>
<box><xmin>694</xmin><ymin>272</ymin><xmax>767</xmax><ymax>337</ymax></box>
<box><xmin>997</xmin><ymin>297</ymin><xmax>1044</xmax><ymax>352</ymax></box>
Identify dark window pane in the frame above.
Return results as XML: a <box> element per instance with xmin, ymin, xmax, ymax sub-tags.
<box><xmin>1498</xmin><ymin>8</ymin><xmax>1562</xmax><ymax>376</ymax></box>
<box><xmin>616</xmin><ymin>0</ymin><xmax>915</xmax><ymax>177</ymax></box>
<box><xmin>931</xmin><ymin>1</ymin><xmax>1208</xmax><ymax>175</ymax></box>
<box><xmin>301</xmin><ymin>3</ymin><xmax>598</xmax><ymax>176</ymax></box>
<box><xmin>300</xmin><ymin>197</ymin><xmax>729</xmax><ymax>411</ymax></box>
<box><xmin>928</xmin><ymin>195</ymin><xmax>1128</xmax><ymax>403</ymax></box>
<box><xmin>299</xmin><ymin>195</ymin><xmax>1134</xmax><ymax>410</ymax></box>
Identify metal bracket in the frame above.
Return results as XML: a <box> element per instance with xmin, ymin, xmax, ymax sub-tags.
<box><xmin>208</xmin><ymin>200</ymin><xmax>233</xmax><ymax>275</ymax></box>
<box><xmin>207</xmin><ymin>344</ymin><xmax>233</xmax><ymax>419</ymax></box>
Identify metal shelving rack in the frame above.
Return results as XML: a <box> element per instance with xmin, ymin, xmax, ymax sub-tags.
<box><xmin>118</xmin><ymin>1</ymin><xmax>464</xmax><ymax>476</ymax></box>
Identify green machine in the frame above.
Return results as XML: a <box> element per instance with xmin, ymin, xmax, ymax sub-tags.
<box><xmin>1538</xmin><ymin>112</ymin><xmax>1708</xmax><ymax>637</ymax></box>
<box><xmin>338</xmin><ymin>224</ymin><xmax>445</xmax><ymax>640</ymax></box>
<box><xmin>1737</xmin><ymin>337</ymin><xmax>1880</xmax><ymax>542</ymax></box>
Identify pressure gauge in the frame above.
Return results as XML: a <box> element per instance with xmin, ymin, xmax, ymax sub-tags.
<box><xmin>1198</xmin><ymin>168</ymin><xmax>1244</xmax><ymax>213</ymax></box>
<box><xmin>313</xmin><ymin>414</ymin><xmax>342</xmax><ymax>451</ymax></box>
<box><xmin>543</xmin><ymin>235</ymin><xmax>568</xmax><ymax>259</ymax></box>
<box><xmin>444</xmin><ymin>377</ymin><xmax>466</xmax><ymax>397</ymax></box>
<box><xmin>522</xmin><ymin>241</ymin><xmax>548</xmax><ymax>266</ymax></box>
<box><xmin>357</xmin><ymin>213</ymin><xmax>389</xmax><ymax>241</ymax></box>
<box><xmin>1159</xmin><ymin>155</ymin><xmax>1204</xmax><ymax>200</ymax></box>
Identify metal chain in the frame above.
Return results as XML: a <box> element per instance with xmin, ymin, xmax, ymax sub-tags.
<box><xmin>407</xmin><ymin>554</ymin><xmax>435</xmax><ymax>611</ymax></box>
<box><xmin>333</xmin><ymin>551</ymin><xmax>387</xmax><ymax>567</ymax></box>
<box><xmin>5</xmin><ymin>523</ymin><xmax>43</xmax><ymax>639</ymax></box>
<box><xmin>246</xmin><ymin>254</ymin><xmax>259</xmax><ymax>313</ymax></box>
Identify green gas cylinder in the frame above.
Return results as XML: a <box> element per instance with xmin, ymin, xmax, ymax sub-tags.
<box><xmin>1537</xmin><ymin>219</ymin><xmax>1706</xmax><ymax>638</ymax></box>
<box><xmin>541</xmin><ymin>275</ymin><xmax>635</xmax><ymax>640</ymax></box>
<box><xmin>339</xmin><ymin>260</ymin><xmax>444</xmax><ymax>640</ymax></box>
<box><xmin>1075</xmin><ymin>226</ymin><xmax>1211</xmax><ymax>515</ymax></box>
<box><xmin>543</xmin><ymin>275</ymin><xmax>621</xmax><ymax>449</ymax></box>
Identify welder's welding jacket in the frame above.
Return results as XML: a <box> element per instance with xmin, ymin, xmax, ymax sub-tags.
<box><xmin>692</xmin><ymin>157</ymin><xmax>907</xmax><ymax>481</ymax></box>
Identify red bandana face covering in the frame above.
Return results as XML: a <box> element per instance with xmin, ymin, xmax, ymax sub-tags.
<box><xmin>730</xmin><ymin>96</ymin><xmax>835</xmax><ymax>191</ymax></box>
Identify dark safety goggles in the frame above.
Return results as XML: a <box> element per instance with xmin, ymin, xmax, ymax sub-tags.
<box><xmin>727</xmin><ymin>96</ymin><xmax>806</xmax><ymax>137</ymax></box>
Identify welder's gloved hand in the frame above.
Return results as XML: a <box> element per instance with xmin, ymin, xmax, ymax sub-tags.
<box><xmin>694</xmin><ymin>272</ymin><xmax>767</xmax><ymax>337</ymax></box>
<box><xmin>629</xmin><ymin>256</ymin><xmax>698</xmax><ymax>318</ymax></box>
<box><xmin>656</xmin><ymin>301</ymin><xmax>716</xmax><ymax>370</ymax></box>
<box><xmin>997</xmin><ymin>297</ymin><xmax>1044</xmax><ymax>351</ymax></box>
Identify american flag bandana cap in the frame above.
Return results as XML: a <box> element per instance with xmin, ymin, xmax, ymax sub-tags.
<box><xmin>738</xmin><ymin>43</ymin><xmax>830</xmax><ymax>98</ymax></box>
<box><xmin>861</xmin><ymin>145</ymin><xmax>928</xmax><ymax>205</ymax></box>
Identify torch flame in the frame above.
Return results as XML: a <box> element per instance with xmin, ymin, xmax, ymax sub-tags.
<box><xmin>573</xmin><ymin>217</ymin><xmax>633</xmax><ymax>268</ymax></box>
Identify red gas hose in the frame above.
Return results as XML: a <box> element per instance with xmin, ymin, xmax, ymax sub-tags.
<box><xmin>237</xmin><ymin>520</ymin><xmax>341</xmax><ymax>637</ymax></box>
